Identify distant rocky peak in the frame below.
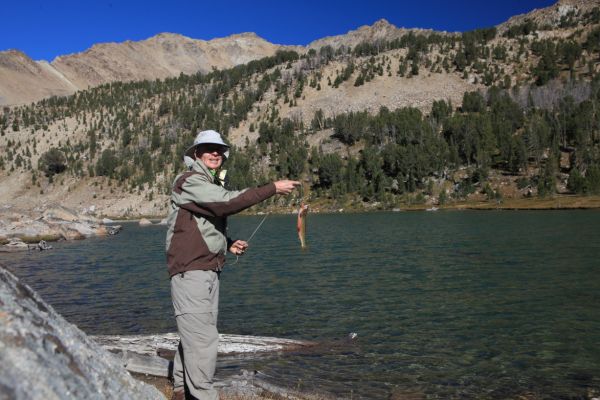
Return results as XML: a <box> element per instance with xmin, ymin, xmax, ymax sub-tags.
<box><xmin>557</xmin><ymin>0</ymin><xmax>597</xmax><ymax>6</ymax></box>
<box><xmin>210</xmin><ymin>31</ymin><xmax>271</xmax><ymax>45</ymax></box>
<box><xmin>0</xmin><ymin>49</ymin><xmax>33</xmax><ymax>66</ymax></box>
<box><xmin>498</xmin><ymin>0</ymin><xmax>597</xmax><ymax>34</ymax></box>
<box><xmin>371</xmin><ymin>18</ymin><xmax>395</xmax><ymax>30</ymax></box>
<box><xmin>227</xmin><ymin>31</ymin><xmax>261</xmax><ymax>39</ymax></box>
<box><xmin>0</xmin><ymin>49</ymin><xmax>28</xmax><ymax>58</ymax></box>
<box><xmin>357</xmin><ymin>18</ymin><xmax>400</xmax><ymax>38</ymax></box>
<box><xmin>152</xmin><ymin>32</ymin><xmax>187</xmax><ymax>39</ymax></box>
<box><xmin>0</xmin><ymin>49</ymin><xmax>41</xmax><ymax>74</ymax></box>
<box><xmin>308</xmin><ymin>18</ymin><xmax>438</xmax><ymax>51</ymax></box>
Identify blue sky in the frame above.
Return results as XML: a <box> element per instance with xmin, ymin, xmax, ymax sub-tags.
<box><xmin>2</xmin><ymin>0</ymin><xmax>556</xmax><ymax>61</ymax></box>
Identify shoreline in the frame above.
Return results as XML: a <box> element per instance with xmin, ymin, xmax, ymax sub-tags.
<box><xmin>94</xmin><ymin>332</ymin><xmax>323</xmax><ymax>400</ymax></box>
<box><xmin>133</xmin><ymin>372</ymin><xmax>331</xmax><ymax>400</ymax></box>
<box><xmin>99</xmin><ymin>194</ymin><xmax>600</xmax><ymax>221</ymax></box>
<box><xmin>2</xmin><ymin>196</ymin><xmax>599</xmax><ymax>249</ymax></box>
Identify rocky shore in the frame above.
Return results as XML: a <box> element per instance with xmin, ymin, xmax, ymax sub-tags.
<box><xmin>0</xmin><ymin>263</ymin><xmax>163</xmax><ymax>399</ymax></box>
<box><xmin>2</xmin><ymin>194</ymin><xmax>597</xmax><ymax>253</ymax></box>
<box><xmin>93</xmin><ymin>332</ymin><xmax>320</xmax><ymax>399</ymax></box>
<box><xmin>0</xmin><ymin>204</ymin><xmax>121</xmax><ymax>252</ymax></box>
<box><xmin>0</xmin><ymin>263</ymin><xmax>323</xmax><ymax>399</ymax></box>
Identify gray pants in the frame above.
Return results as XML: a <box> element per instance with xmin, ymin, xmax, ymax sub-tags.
<box><xmin>171</xmin><ymin>270</ymin><xmax>220</xmax><ymax>400</ymax></box>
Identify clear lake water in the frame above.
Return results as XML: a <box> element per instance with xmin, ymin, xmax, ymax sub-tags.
<box><xmin>2</xmin><ymin>210</ymin><xmax>600</xmax><ymax>399</ymax></box>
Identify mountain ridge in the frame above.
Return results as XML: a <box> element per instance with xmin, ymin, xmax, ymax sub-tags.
<box><xmin>0</xmin><ymin>0</ymin><xmax>599</xmax><ymax>218</ymax></box>
<box><xmin>0</xmin><ymin>31</ymin><xmax>300</xmax><ymax>105</ymax></box>
<box><xmin>5</xmin><ymin>0</ymin><xmax>577</xmax><ymax>107</ymax></box>
<box><xmin>307</xmin><ymin>18</ymin><xmax>447</xmax><ymax>51</ymax></box>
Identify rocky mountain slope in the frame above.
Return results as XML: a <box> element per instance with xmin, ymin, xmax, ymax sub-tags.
<box><xmin>497</xmin><ymin>0</ymin><xmax>599</xmax><ymax>35</ymax></box>
<box><xmin>307</xmin><ymin>19</ymin><xmax>443</xmax><ymax>51</ymax></box>
<box><xmin>0</xmin><ymin>50</ymin><xmax>78</xmax><ymax>105</ymax></box>
<box><xmin>2</xmin><ymin>0</ymin><xmax>596</xmax><ymax>107</ymax></box>
<box><xmin>0</xmin><ymin>0</ymin><xmax>599</xmax><ymax>218</ymax></box>
<box><xmin>1</xmin><ymin>18</ymin><xmax>448</xmax><ymax>106</ymax></box>
<box><xmin>0</xmin><ymin>32</ymin><xmax>297</xmax><ymax>106</ymax></box>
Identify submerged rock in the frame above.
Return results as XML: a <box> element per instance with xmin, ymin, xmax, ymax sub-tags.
<box><xmin>35</xmin><ymin>240</ymin><xmax>53</xmax><ymax>251</ymax></box>
<box><xmin>0</xmin><ymin>265</ymin><xmax>164</xmax><ymax>400</ymax></box>
<box><xmin>106</xmin><ymin>225</ymin><xmax>122</xmax><ymax>236</ymax></box>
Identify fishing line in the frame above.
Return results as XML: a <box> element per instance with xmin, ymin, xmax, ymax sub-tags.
<box><xmin>231</xmin><ymin>213</ymin><xmax>268</xmax><ymax>264</ymax></box>
<box><xmin>246</xmin><ymin>213</ymin><xmax>268</xmax><ymax>243</ymax></box>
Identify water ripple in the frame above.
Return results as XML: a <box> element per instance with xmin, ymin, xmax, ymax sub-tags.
<box><xmin>2</xmin><ymin>212</ymin><xmax>600</xmax><ymax>399</ymax></box>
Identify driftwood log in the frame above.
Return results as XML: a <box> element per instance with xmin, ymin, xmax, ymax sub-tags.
<box><xmin>92</xmin><ymin>332</ymin><xmax>315</xmax><ymax>377</ymax></box>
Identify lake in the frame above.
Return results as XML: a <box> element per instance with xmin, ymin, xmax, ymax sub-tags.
<box><xmin>2</xmin><ymin>211</ymin><xmax>600</xmax><ymax>399</ymax></box>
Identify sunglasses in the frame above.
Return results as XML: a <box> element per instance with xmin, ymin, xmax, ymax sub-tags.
<box><xmin>197</xmin><ymin>144</ymin><xmax>227</xmax><ymax>154</ymax></box>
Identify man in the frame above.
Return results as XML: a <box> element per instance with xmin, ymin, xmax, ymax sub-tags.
<box><xmin>165</xmin><ymin>129</ymin><xmax>299</xmax><ymax>399</ymax></box>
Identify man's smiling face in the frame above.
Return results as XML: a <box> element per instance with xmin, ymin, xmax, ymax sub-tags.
<box><xmin>196</xmin><ymin>144</ymin><xmax>227</xmax><ymax>170</ymax></box>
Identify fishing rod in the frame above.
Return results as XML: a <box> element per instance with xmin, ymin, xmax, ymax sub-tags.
<box><xmin>231</xmin><ymin>213</ymin><xmax>268</xmax><ymax>264</ymax></box>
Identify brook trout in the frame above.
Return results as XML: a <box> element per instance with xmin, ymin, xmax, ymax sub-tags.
<box><xmin>297</xmin><ymin>203</ymin><xmax>309</xmax><ymax>249</ymax></box>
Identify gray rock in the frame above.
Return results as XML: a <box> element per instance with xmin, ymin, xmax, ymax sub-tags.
<box><xmin>36</xmin><ymin>240</ymin><xmax>53</xmax><ymax>251</ymax></box>
<box><xmin>91</xmin><ymin>332</ymin><xmax>315</xmax><ymax>377</ymax></box>
<box><xmin>106</xmin><ymin>225</ymin><xmax>122</xmax><ymax>236</ymax></box>
<box><xmin>138</xmin><ymin>218</ymin><xmax>153</xmax><ymax>226</ymax></box>
<box><xmin>0</xmin><ymin>239</ymin><xmax>29</xmax><ymax>252</ymax></box>
<box><xmin>5</xmin><ymin>219</ymin><xmax>62</xmax><ymax>240</ymax></box>
<box><xmin>0</xmin><ymin>265</ymin><xmax>165</xmax><ymax>400</ymax></box>
<box><xmin>0</xmin><ymin>205</ymin><xmax>108</xmax><ymax>242</ymax></box>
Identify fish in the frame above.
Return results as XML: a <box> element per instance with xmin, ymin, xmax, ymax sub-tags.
<box><xmin>297</xmin><ymin>203</ymin><xmax>309</xmax><ymax>249</ymax></box>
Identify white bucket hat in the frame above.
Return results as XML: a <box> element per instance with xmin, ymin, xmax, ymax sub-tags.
<box><xmin>184</xmin><ymin>129</ymin><xmax>230</xmax><ymax>160</ymax></box>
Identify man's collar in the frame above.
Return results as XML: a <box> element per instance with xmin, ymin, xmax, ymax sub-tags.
<box><xmin>191</xmin><ymin>160</ymin><xmax>215</xmax><ymax>182</ymax></box>
<box><xmin>191</xmin><ymin>160</ymin><xmax>223</xmax><ymax>184</ymax></box>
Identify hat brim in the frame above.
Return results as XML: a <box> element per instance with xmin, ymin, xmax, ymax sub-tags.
<box><xmin>184</xmin><ymin>143</ymin><xmax>230</xmax><ymax>160</ymax></box>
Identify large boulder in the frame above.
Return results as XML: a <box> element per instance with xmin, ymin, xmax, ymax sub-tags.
<box><xmin>57</xmin><ymin>221</ymin><xmax>98</xmax><ymax>238</ymax></box>
<box><xmin>0</xmin><ymin>238</ymin><xmax>30</xmax><ymax>252</ymax></box>
<box><xmin>0</xmin><ymin>205</ymin><xmax>111</xmax><ymax>245</ymax></box>
<box><xmin>0</xmin><ymin>265</ymin><xmax>164</xmax><ymax>400</ymax></box>
<box><xmin>1</xmin><ymin>219</ymin><xmax>63</xmax><ymax>242</ymax></box>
